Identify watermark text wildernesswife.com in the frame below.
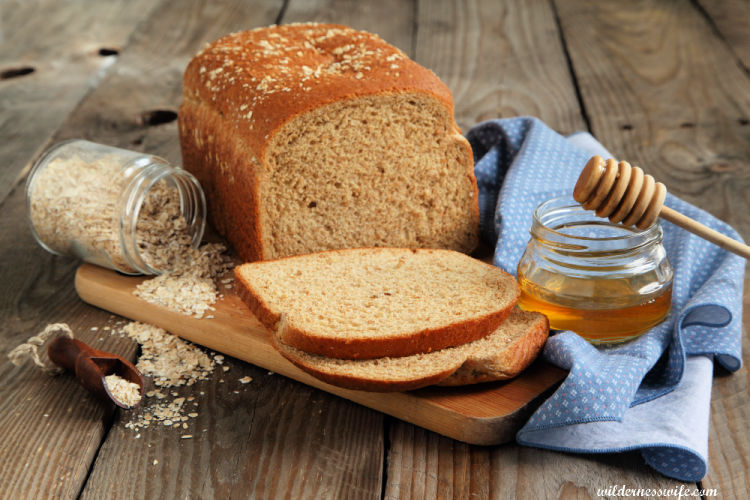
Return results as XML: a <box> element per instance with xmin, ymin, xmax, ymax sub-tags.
<box><xmin>596</xmin><ymin>484</ymin><xmax>717</xmax><ymax>498</ymax></box>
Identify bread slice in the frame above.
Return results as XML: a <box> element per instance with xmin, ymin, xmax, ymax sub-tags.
<box><xmin>271</xmin><ymin>309</ymin><xmax>549</xmax><ymax>392</ymax></box>
<box><xmin>179</xmin><ymin>24</ymin><xmax>479</xmax><ymax>262</ymax></box>
<box><xmin>234</xmin><ymin>248</ymin><xmax>520</xmax><ymax>359</ymax></box>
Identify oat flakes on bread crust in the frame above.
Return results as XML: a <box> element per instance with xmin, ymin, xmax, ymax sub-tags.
<box><xmin>234</xmin><ymin>248</ymin><xmax>520</xmax><ymax>359</ymax></box>
<box><xmin>182</xmin><ymin>23</ymin><xmax>457</xmax><ymax>158</ymax></box>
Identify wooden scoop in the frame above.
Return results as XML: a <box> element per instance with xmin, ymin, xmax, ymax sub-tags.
<box><xmin>47</xmin><ymin>337</ymin><xmax>145</xmax><ymax>408</ymax></box>
<box><xmin>574</xmin><ymin>156</ymin><xmax>750</xmax><ymax>259</ymax></box>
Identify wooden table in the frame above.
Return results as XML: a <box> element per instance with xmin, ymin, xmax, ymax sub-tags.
<box><xmin>1</xmin><ymin>1</ymin><xmax>748</xmax><ymax>498</ymax></box>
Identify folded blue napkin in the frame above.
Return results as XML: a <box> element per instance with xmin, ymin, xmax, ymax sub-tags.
<box><xmin>467</xmin><ymin>117</ymin><xmax>745</xmax><ymax>482</ymax></box>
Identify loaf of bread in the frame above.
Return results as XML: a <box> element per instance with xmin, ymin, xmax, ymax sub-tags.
<box><xmin>272</xmin><ymin>308</ymin><xmax>549</xmax><ymax>392</ymax></box>
<box><xmin>234</xmin><ymin>248</ymin><xmax>520</xmax><ymax>359</ymax></box>
<box><xmin>179</xmin><ymin>24</ymin><xmax>479</xmax><ymax>262</ymax></box>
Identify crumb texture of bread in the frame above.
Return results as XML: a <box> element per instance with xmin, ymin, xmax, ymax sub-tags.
<box><xmin>179</xmin><ymin>23</ymin><xmax>478</xmax><ymax>261</ymax></box>
<box><xmin>234</xmin><ymin>248</ymin><xmax>520</xmax><ymax>359</ymax></box>
<box><xmin>273</xmin><ymin>309</ymin><xmax>549</xmax><ymax>392</ymax></box>
<box><xmin>263</xmin><ymin>93</ymin><xmax>477</xmax><ymax>258</ymax></box>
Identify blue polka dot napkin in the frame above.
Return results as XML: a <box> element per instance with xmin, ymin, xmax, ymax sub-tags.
<box><xmin>467</xmin><ymin>117</ymin><xmax>745</xmax><ymax>482</ymax></box>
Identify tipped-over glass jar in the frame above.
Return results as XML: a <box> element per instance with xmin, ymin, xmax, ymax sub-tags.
<box><xmin>26</xmin><ymin>139</ymin><xmax>206</xmax><ymax>275</ymax></box>
<box><xmin>517</xmin><ymin>196</ymin><xmax>673</xmax><ymax>344</ymax></box>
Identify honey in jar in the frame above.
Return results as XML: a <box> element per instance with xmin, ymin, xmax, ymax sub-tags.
<box><xmin>517</xmin><ymin>196</ymin><xmax>673</xmax><ymax>344</ymax></box>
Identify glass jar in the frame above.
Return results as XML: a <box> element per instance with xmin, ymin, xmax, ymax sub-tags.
<box><xmin>517</xmin><ymin>195</ymin><xmax>673</xmax><ymax>344</ymax></box>
<box><xmin>26</xmin><ymin>139</ymin><xmax>206</xmax><ymax>275</ymax></box>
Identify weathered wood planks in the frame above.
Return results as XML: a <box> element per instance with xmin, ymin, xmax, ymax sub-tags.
<box><xmin>0</xmin><ymin>1</ymin><xmax>161</xmax><ymax>496</ymax></box>
<box><xmin>282</xmin><ymin>0</ymin><xmax>414</xmax><ymax>55</ymax></box>
<box><xmin>414</xmin><ymin>0</ymin><xmax>587</xmax><ymax>134</ymax></box>
<box><xmin>553</xmin><ymin>0</ymin><xmax>750</xmax><ymax>234</ymax></box>
<box><xmin>0</xmin><ymin>0</ymin><xmax>159</xmax><ymax>206</ymax></box>
<box><xmin>695</xmin><ymin>0</ymin><xmax>750</xmax><ymax>71</ymax></box>
<box><xmin>82</xmin><ymin>360</ymin><xmax>384</xmax><ymax>499</ymax></box>
<box><xmin>385</xmin><ymin>425</ymin><xmax>689</xmax><ymax>499</ymax></box>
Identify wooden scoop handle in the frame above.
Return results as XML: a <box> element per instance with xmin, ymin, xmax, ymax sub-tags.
<box><xmin>574</xmin><ymin>156</ymin><xmax>750</xmax><ymax>260</ymax></box>
<box><xmin>48</xmin><ymin>337</ymin><xmax>110</xmax><ymax>401</ymax></box>
<box><xmin>48</xmin><ymin>337</ymin><xmax>145</xmax><ymax>407</ymax></box>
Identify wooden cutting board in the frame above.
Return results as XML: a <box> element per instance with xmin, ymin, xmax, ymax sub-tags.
<box><xmin>75</xmin><ymin>263</ymin><xmax>565</xmax><ymax>445</ymax></box>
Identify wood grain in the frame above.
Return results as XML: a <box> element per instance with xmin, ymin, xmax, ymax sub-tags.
<box><xmin>0</xmin><ymin>2</ymin><xmax>162</xmax><ymax>496</ymax></box>
<box><xmin>695</xmin><ymin>0</ymin><xmax>750</xmax><ymax>71</ymax></box>
<box><xmin>0</xmin><ymin>0</ymin><xmax>158</xmax><ymax>206</ymax></box>
<box><xmin>413</xmin><ymin>0</ymin><xmax>587</xmax><ymax>134</ymax></box>
<box><xmin>384</xmin><ymin>425</ymin><xmax>690</xmax><ymax>499</ymax></box>
<box><xmin>554</xmin><ymin>0</ymin><xmax>750</xmax><ymax>495</ymax></box>
<box><xmin>553</xmin><ymin>0</ymin><xmax>750</xmax><ymax>236</ymax></box>
<box><xmin>42</xmin><ymin>0</ymin><xmax>280</xmax><ymax>166</ymax></box>
<box><xmin>282</xmin><ymin>0</ymin><xmax>414</xmax><ymax>56</ymax></box>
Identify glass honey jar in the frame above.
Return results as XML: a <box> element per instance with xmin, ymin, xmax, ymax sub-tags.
<box><xmin>517</xmin><ymin>196</ymin><xmax>673</xmax><ymax>344</ymax></box>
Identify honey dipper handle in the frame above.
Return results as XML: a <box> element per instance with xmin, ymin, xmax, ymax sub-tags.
<box><xmin>660</xmin><ymin>206</ymin><xmax>750</xmax><ymax>260</ymax></box>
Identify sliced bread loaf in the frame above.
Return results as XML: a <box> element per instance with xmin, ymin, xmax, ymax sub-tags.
<box><xmin>179</xmin><ymin>24</ymin><xmax>479</xmax><ymax>262</ymax></box>
<box><xmin>271</xmin><ymin>309</ymin><xmax>549</xmax><ymax>392</ymax></box>
<box><xmin>234</xmin><ymin>248</ymin><xmax>520</xmax><ymax>359</ymax></box>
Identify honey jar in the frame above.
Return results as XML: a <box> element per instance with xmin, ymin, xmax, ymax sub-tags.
<box><xmin>517</xmin><ymin>196</ymin><xmax>673</xmax><ymax>344</ymax></box>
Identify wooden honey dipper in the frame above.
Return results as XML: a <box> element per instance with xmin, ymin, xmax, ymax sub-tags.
<box><xmin>574</xmin><ymin>156</ymin><xmax>750</xmax><ymax>259</ymax></box>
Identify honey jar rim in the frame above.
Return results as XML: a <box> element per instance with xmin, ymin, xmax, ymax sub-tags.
<box><xmin>532</xmin><ymin>195</ymin><xmax>662</xmax><ymax>246</ymax></box>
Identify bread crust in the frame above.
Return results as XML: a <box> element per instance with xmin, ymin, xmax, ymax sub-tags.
<box><xmin>179</xmin><ymin>24</ymin><xmax>479</xmax><ymax>261</ymax></box>
<box><xmin>270</xmin><ymin>309</ymin><xmax>549</xmax><ymax>392</ymax></box>
<box><xmin>182</xmin><ymin>23</ymin><xmax>455</xmax><ymax>163</ymax></box>
<box><xmin>270</xmin><ymin>332</ymin><xmax>459</xmax><ymax>392</ymax></box>
<box><xmin>234</xmin><ymin>247</ymin><xmax>520</xmax><ymax>359</ymax></box>
<box><xmin>179</xmin><ymin>98</ymin><xmax>266</xmax><ymax>261</ymax></box>
<box><xmin>278</xmin><ymin>307</ymin><xmax>513</xmax><ymax>360</ymax></box>
<box><xmin>438</xmin><ymin>313</ymin><xmax>549</xmax><ymax>386</ymax></box>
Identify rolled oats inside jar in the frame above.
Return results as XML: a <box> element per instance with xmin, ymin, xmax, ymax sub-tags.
<box><xmin>26</xmin><ymin>139</ymin><xmax>206</xmax><ymax>275</ymax></box>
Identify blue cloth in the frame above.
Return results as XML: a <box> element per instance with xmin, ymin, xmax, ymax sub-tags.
<box><xmin>467</xmin><ymin>117</ymin><xmax>745</xmax><ymax>482</ymax></box>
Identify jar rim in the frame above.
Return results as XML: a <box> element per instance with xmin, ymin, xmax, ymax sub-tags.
<box><xmin>531</xmin><ymin>195</ymin><xmax>661</xmax><ymax>251</ymax></box>
<box><xmin>118</xmin><ymin>160</ymin><xmax>206</xmax><ymax>275</ymax></box>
